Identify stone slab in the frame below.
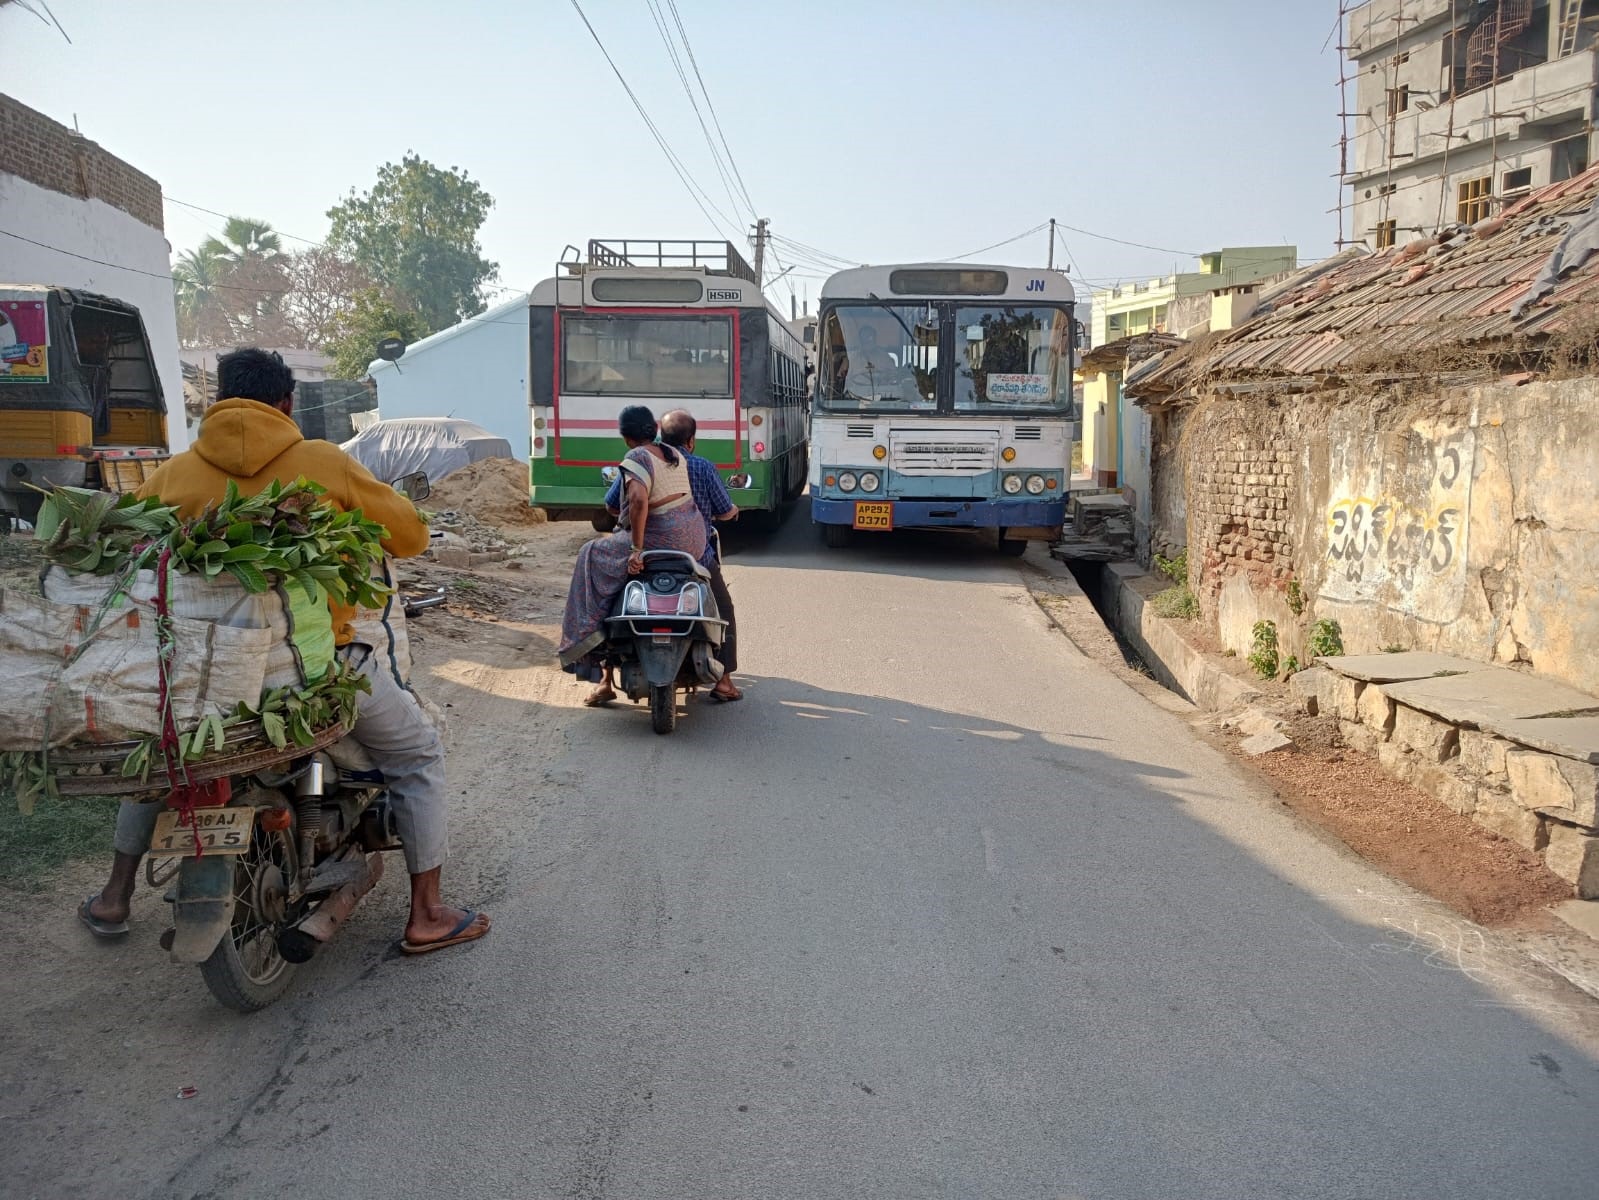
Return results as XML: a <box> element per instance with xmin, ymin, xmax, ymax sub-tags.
<box><xmin>1551</xmin><ymin>900</ymin><xmax>1599</xmax><ymax>943</ymax></box>
<box><xmin>1318</xmin><ymin>652</ymin><xmax>1489</xmax><ymax>684</ymax></box>
<box><xmin>1240</xmin><ymin>730</ymin><xmax>1292</xmax><ymax>756</ymax></box>
<box><xmin>1492</xmin><ymin>716</ymin><xmax>1599</xmax><ymax>765</ymax></box>
<box><xmin>1381</xmin><ymin>669</ymin><xmax>1599</xmax><ymax>733</ymax></box>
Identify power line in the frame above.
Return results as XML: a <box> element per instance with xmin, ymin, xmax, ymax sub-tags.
<box><xmin>943</xmin><ymin>221</ymin><xmax>1050</xmax><ymax>261</ymax></box>
<box><xmin>666</xmin><ymin>0</ymin><xmax>758</xmax><ymax>217</ymax></box>
<box><xmin>644</xmin><ymin>0</ymin><xmax>747</xmax><ymax>222</ymax></box>
<box><xmin>567</xmin><ymin>0</ymin><xmax>745</xmax><ymax>243</ymax></box>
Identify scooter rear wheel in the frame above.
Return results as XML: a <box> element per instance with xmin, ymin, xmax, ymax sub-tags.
<box><xmin>198</xmin><ymin>826</ymin><xmax>298</xmax><ymax>1011</ymax></box>
<box><xmin>649</xmin><ymin>684</ymin><xmax>677</xmax><ymax>735</ymax></box>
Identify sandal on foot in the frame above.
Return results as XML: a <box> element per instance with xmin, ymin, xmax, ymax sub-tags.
<box><xmin>398</xmin><ymin>910</ymin><xmax>490</xmax><ymax>956</ymax></box>
<box><xmin>78</xmin><ymin>894</ymin><xmax>130</xmax><ymax>939</ymax></box>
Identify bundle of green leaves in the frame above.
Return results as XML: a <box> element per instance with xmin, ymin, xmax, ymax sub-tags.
<box><xmin>171</xmin><ymin>478</ymin><xmax>392</xmax><ymax>608</ymax></box>
<box><xmin>33</xmin><ymin>488</ymin><xmax>179</xmax><ymax>575</ymax></box>
<box><xmin>35</xmin><ymin>477</ymin><xmax>393</xmax><ymax>609</ymax></box>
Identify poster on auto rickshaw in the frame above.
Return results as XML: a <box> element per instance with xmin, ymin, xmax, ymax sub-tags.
<box><xmin>0</xmin><ymin>290</ymin><xmax>50</xmax><ymax>383</ymax></box>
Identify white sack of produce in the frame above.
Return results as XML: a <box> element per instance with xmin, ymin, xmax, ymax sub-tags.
<box><xmin>0</xmin><ymin>587</ymin><xmax>271</xmax><ymax>751</ymax></box>
<box><xmin>41</xmin><ymin>566</ymin><xmax>314</xmax><ymax>693</ymax></box>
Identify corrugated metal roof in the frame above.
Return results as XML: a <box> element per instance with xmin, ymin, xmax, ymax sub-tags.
<box><xmin>1131</xmin><ymin>165</ymin><xmax>1599</xmax><ymax>395</ymax></box>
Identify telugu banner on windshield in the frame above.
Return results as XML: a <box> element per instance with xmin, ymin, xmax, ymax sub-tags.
<box><xmin>0</xmin><ymin>291</ymin><xmax>49</xmax><ymax>384</ymax></box>
<box><xmin>986</xmin><ymin>374</ymin><xmax>1050</xmax><ymax>403</ymax></box>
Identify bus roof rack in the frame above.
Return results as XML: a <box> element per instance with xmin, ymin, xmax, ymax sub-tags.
<box><xmin>573</xmin><ymin>239</ymin><xmax>759</xmax><ymax>284</ymax></box>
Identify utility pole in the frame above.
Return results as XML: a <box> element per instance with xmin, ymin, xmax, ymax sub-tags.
<box><xmin>1047</xmin><ymin>217</ymin><xmax>1056</xmax><ymax>270</ymax></box>
<box><xmin>752</xmin><ymin>217</ymin><xmax>769</xmax><ymax>285</ymax></box>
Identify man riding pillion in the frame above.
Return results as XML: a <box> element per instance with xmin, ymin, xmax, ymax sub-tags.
<box><xmin>603</xmin><ymin>408</ymin><xmax>742</xmax><ymax>703</ymax></box>
<box><xmin>80</xmin><ymin>349</ymin><xmax>490</xmax><ymax>955</ymax></box>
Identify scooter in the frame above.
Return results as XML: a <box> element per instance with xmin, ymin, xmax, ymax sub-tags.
<box><xmin>601</xmin><ymin>549</ymin><xmax>728</xmax><ymax>734</ymax></box>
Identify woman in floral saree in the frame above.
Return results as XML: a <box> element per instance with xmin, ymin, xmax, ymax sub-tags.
<box><xmin>558</xmin><ymin>406</ymin><xmax>707</xmax><ymax>704</ymax></box>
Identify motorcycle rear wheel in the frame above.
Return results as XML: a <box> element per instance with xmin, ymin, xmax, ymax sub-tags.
<box><xmin>199</xmin><ymin>825</ymin><xmax>298</xmax><ymax>1012</ymax></box>
<box><xmin>650</xmin><ymin>684</ymin><xmax>677</xmax><ymax>735</ymax></box>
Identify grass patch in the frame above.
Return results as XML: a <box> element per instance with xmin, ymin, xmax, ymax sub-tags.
<box><xmin>1149</xmin><ymin>549</ymin><xmax>1198</xmax><ymax>620</ymax></box>
<box><xmin>0</xmin><ymin>796</ymin><xmax>118</xmax><ymax>890</ymax></box>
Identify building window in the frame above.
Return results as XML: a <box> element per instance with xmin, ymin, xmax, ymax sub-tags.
<box><xmin>1458</xmin><ymin>176</ymin><xmax>1492</xmax><ymax>224</ymax></box>
<box><xmin>1376</xmin><ymin>220</ymin><xmax>1397</xmax><ymax>249</ymax></box>
<box><xmin>1386</xmin><ymin>85</ymin><xmax>1410</xmax><ymax>119</ymax></box>
<box><xmin>1378</xmin><ymin>182</ymin><xmax>1398</xmax><ymax>196</ymax></box>
<box><xmin>1502</xmin><ymin>166</ymin><xmax>1533</xmax><ymax>194</ymax></box>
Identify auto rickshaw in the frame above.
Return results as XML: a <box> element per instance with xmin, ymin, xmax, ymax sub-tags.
<box><xmin>0</xmin><ymin>285</ymin><xmax>170</xmax><ymax>530</ymax></box>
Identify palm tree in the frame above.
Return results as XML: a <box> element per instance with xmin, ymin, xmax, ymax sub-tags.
<box><xmin>172</xmin><ymin>244</ymin><xmax>230</xmax><ymax>346</ymax></box>
<box><xmin>201</xmin><ymin>217</ymin><xmax>283</xmax><ymax>264</ymax></box>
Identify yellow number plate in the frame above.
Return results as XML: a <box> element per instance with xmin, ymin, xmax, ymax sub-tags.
<box><xmin>150</xmin><ymin>806</ymin><xmax>255</xmax><ymax>855</ymax></box>
<box><xmin>853</xmin><ymin>502</ymin><xmax>894</xmax><ymax>531</ymax></box>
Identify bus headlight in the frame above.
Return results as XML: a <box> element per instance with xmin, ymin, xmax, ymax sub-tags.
<box><xmin>1002</xmin><ymin>474</ymin><xmax>1023</xmax><ymax>495</ymax></box>
<box><xmin>1026</xmin><ymin>474</ymin><xmax>1046</xmax><ymax>495</ymax></box>
<box><xmin>838</xmin><ymin>472</ymin><xmax>859</xmax><ymax>493</ymax></box>
<box><xmin>859</xmin><ymin>472</ymin><xmax>880</xmax><ymax>492</ymax></box>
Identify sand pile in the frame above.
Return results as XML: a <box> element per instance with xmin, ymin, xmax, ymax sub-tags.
<box><xmin>426</xmin><ymin>457</ymin><xmax>547</xmax><ymax>529</ymax></box>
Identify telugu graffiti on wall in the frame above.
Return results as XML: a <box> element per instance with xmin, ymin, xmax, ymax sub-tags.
<box><xmin>1320</xmin><ymin>422</ymin><xmax>1474</xmax><ymax>623</ymax></box>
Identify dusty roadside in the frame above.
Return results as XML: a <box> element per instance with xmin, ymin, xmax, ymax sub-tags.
<box><xmin>1023</xmin><ymin>553</ymin><xmax>1575</xmax><ymax>930</ymax></box>
<box><xmin>0</xmin><ymin>487</ymin><xmax>606</xmax><ymax>1197</ymax></box>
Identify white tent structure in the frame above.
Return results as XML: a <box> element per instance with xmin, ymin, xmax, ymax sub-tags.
<box><xmin>365</xmin><ymin>293</ymin><xmax>529</xmax><ymax>458</ymax></box>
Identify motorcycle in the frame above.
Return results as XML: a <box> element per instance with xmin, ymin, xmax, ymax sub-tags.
<box><xmin>145</xmin><ymin>471</ymin><xmax>437</xmax><ymax>1011</ymax></box>
<box><xmin>601</xmin><ymin>548</ymin><xmax>728</xmax><ymax>734</ymax></box>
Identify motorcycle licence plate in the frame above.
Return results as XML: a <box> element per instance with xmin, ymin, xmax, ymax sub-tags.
<box><xmin>854</xmin><ymin>502</ymin><xmax>893</xmax><ymax>531</ymax></box>
<box><xmin>150</xmin><ymin>807</ymin><xmax>254</xmax><ymax>855</ymax></box>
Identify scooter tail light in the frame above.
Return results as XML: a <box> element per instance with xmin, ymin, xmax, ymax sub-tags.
<box><xmin>622</xmin><ymin>582</ymin><xmax>649</xmax><ymax>615</ymax></box>
<box><xmin>677</xmin><ymin>585</ymin><xmax>702</xmax><ymax>615</ymax></box>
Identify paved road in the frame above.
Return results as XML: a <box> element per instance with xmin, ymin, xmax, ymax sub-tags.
<box><xmin>7</xmin><ymin>513</ymin><xmax>1599</xmax><ymax>1199</ymax></box>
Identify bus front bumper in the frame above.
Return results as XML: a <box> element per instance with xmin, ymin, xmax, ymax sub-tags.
<box><xmin>810</xmin><ymin>497</ymin><xmax>1065</xmax><ymax>531</ymax></box>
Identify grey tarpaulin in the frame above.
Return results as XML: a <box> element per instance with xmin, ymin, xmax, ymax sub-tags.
<box><xmin>340</xmin><ymin>417</ymin><xmax>513</xmax><ymax>486</ymax></box>
<box><xmin>1512</xmin><ymin>191</ymin><xmax>1599</xmax><ymax>319</ymax></box>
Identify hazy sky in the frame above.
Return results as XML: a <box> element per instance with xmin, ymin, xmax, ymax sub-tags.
<box><xmin>1</xmin><ymin>1</ymin><xmax>1345</xmax><ymax>307</ymax></box>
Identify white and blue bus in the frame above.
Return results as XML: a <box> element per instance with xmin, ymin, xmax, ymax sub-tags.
<box><xmin>809</xmin><ymin>264</ymin><xmax>1078</xmax><ymax>554</ymax></box>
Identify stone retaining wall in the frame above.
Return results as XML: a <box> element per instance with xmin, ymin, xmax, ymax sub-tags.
<box><xmin>1295</xmin><ymin>663</ymin><xmax>1599</xmax><ymax>897</ymax></box>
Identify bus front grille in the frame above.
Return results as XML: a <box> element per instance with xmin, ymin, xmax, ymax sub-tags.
<box><xmin>888</xmin><ymin>436</ymin><xmax>997</xmax><ymax>476</ymax></box>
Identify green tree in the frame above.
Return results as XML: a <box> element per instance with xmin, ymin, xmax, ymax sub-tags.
<box><xmin>172</xmin><ymin>245</ymin><xmax>229</xmax><ymax>346</ymax></box>
<box><xmin>326</xmin><ymin>153</ymin><xmax>498</xmax><ymax>334</ymax></box>
<box><xmin>325</xmin><ymin>288</ymin><xmax>427</xmax><ymax>380</ymax></box>
<box><xmin>172</xmin><ymin>217</ymin><xmax>292</xmax><ymax>346</ymax></box>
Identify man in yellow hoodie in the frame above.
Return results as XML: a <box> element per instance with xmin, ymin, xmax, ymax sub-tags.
<box><xmin>81</xmin><ymin>349</ymin><xmax>490</xmax><ymax>955</ymax></box>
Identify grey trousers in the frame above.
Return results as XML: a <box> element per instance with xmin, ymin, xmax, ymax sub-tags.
<box><xmin>114</xmin><ymin>643</ymin><xmax>449</xmax><ymax>875</ymax></box>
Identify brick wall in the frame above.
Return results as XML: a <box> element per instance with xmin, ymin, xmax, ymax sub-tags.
<box><xmin>1186</xmin><ymin>423</ymin><xmax>1297</xmax><ymax>597</ymax></box>
<box><xmin>0</xmin><ymin>94</ymin><xmax>163</xmax><ymax>230</ymax></box>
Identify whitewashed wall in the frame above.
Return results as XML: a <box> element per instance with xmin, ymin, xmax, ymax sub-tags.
<box><xmin>0</xmin><ymin>171</ymin><xmax>188</xmax><ymax>450</ymax></box>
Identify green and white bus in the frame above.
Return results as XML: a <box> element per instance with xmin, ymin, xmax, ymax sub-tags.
<box><xmin>809</xmin><ymin>263</ymin><xmax>1079</xmax><ymax>555</ymax></box>
<box><xmin>528</xmin><ymin>239</ymin><xmax>809</xmax><ymax>529</ymax></box>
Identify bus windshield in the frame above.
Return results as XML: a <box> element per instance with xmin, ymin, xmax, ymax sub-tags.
<box><xmin>953</xmin><ymin>305</ymin><xmax>1073</xmax><ymax>411</ymax></box>
<box><xmin>819</xmin><ymin>304</ymin><xmax>938</xmax><ymax>411</ymax></box>
<box><xmin>819</xmin><ymin>302</ymin><xmax>1073</xmax><ymax>413</ymax></box>
<box><xmin>562</xmin><ymin>314</ymin><xmax>732</xmax><ymax>397</ymax></box>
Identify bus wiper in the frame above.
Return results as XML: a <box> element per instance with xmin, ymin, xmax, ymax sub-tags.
<box><xmin>864</xmin><ymin>293</ymin><xmax>918</xmax><ymax>344</ymax></box>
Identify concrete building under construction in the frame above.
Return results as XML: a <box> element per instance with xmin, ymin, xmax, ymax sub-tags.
<box><xmin>1344</xmin><ymin>0</ymin><xmax>1599</xmax><ymax>248</ymax></box>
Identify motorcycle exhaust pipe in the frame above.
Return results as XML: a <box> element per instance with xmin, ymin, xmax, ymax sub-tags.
<box><xmin>277</xmin><ymin>850</ymin><xmax>385</xmax><ymax>964</ymax></box>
